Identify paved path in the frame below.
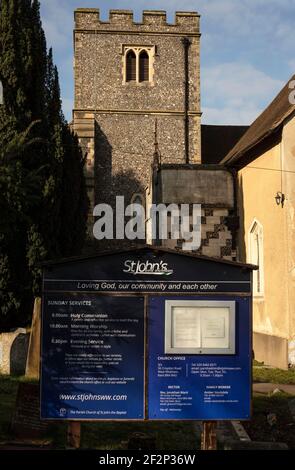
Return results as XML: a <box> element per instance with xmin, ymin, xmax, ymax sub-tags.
<box><xmin>253</xmin><ymin>382</ymin><xmax>295</xmax><ymax>394</ymax></box>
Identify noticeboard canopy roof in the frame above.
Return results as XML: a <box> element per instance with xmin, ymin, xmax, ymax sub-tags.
<box><xmin>41</xmin><ymin>244</ymin><xmax>257</xmax><ymax>270</ymax></box>
<box><xmin>42</xmin><ymin>245</ymin><xmax>256</xmax><ymax>295</ymax></box>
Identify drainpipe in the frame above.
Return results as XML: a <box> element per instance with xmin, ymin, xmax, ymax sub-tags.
<box><xmin>182</xmin><ymin>37</ymin><xmax>191</xmax><ymax>164</ymax></box>
<box><xmin>231</xmin><ymin>168</ymin><xmax>239</xmax><ymax>253</ymax></box>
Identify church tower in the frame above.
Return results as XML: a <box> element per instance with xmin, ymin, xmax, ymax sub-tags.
<box><xmin>73</xmin><ymin>9</ymin><xmax>201</xmax><ymax>217</ymax></box>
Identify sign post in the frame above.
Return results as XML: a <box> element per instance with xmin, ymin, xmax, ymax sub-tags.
<box><xmin>201</xmin><ymin>421</ymin><xmax>217</xmax><ymax>450</ymax></box>
<box><xmin>67</xmin><ymin>422</ymin><xmax>81</xmax><ymax>449</ymax></box>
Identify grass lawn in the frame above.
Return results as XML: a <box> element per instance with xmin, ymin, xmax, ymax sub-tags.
<box><xmin>253</xmin><ymin>365</ymin><xmax>295</xmax><ymax>385</ymax></box>
<box><xmin>244</xmin><ymin>393</ymin><xmax>295</xmax><ymax>449</ymax></box>
<box><xmin>1</xmin><ymin>372</ymin><xmax>294</xmax><ymax>450</ymax></box>
<box><xmin>0</xmin><ymin>375</ymin><xmax>32</xmax><ymax>441</ymax></box>
<box><xmin>0</xmin><ymin>374</ymin><xmax>199</xmax><ymax>450</ymax></box>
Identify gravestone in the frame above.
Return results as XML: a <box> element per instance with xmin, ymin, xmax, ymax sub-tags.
<box><xmin>10</xmin><ymin>334</ymin><xmax>30</xmax><ymax>376</ymax></box>
<box><xmin>0</xmin><ymin>328</ymin><xmax>29</xmax><ymax>375</ymax></box>
<box><xmin>11</xmin><ymin>382</ymin><xmax>49</xmax><ymax>439</ymax></box>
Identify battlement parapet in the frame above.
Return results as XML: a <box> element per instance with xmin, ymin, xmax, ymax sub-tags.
<box><xmin>74</xmin><ymin>9</ymin><xmax>200</xmax><ymax>34</ymax></box>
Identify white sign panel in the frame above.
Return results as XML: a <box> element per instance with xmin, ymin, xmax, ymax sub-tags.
<box><xmin>201</xmin><ymin>308</ymin><xmax>229</xmax><ymax>349</ymax></box>
<box><xmin>166</xmin><ymin>301</ymin><xmax>235</xmax><ymax>355</ymax></box>
<box><xmin>172</xmin><ymin>308</ymin><xmax>201</xmax><ymax>349</ymax></box>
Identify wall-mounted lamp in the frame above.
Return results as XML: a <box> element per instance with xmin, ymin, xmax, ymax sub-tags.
<box><xmin>275</xmin><ymin>191</ymin><xmax>285</xmax><ymax>207</ymax></box>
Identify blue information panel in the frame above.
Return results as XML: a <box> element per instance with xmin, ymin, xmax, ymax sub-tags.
<box><xmin>41</xmin><ymin>294</ymin><xmax>145</xmax><ymax>420</ymax></box>
<box><xmin>148</xmin><ymin>296</ymin><xmax>251</xmax><ymax>420</ymax></box>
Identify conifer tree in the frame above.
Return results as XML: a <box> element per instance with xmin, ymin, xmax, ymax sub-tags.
<box><xmin>0</xmin><ymin>122</ymin><xmax>43</xmax><ymax>328</ymax></box>
<box><xmin>0</xmin><ymin>0</ymin><xmax>88</xmax><ymax>328</ymax></box>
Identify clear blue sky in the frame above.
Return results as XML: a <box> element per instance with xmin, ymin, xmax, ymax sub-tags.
<box><xmin>40</xmin><ymin>0</ymin><xmax>295</xmax><ymax>125</ymax></box>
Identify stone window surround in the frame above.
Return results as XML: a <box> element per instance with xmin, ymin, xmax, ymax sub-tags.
<box><xmin>122</xmin><ymin>45</ymin><xmax>156</xmax><ymax>85</ymax></box>
<box><xmin>248</xmin><ymin>218</ymin><xmax>264</xmax><ymax>299</ymax></box>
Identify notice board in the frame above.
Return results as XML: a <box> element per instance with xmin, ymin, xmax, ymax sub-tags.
<box><xmin>41</xmin><ymin>246</ymin><xmax>254</xmax><ymax>421</ymax></box>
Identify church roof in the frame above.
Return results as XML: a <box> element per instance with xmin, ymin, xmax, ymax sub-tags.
<box><xmin>201</xmin><ymin>124</ymin><xmax>249</xmax><ymax>164</ymax></box>
<box><xmin>221</xmin><ymin>74</ymin><xmax>295</xmax><ymax>167</ymax></box>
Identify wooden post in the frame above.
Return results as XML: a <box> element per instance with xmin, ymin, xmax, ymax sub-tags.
<box><xmin>25</xmin><ymin>297</ymin><xmax>41</xmax><ymax>379</ymax></box>
<box><xmin>201</xmin><ymin>421</ymin><xmax>217</xmax><ymax>450</ymax></box>
<box><xmin>67</xmin><ymin>422</ymin><xmax>81</xmax><ymax>449</ymax></box>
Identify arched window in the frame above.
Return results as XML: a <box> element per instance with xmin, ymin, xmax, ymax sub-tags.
<box><xmin>126</xmin><ymin>50</ymin><xmax>136</xmax><ymax>82</ymax></box>
<box><xmin>139</xmin><ymin>50</ymin><xmax>149</xmax><ymax>82</ymax></box>
<box><xmin>123</xmin><ymin>46</ymin><xmax>155</xmax><ymax>84</ymax></box>
<box><xmin>249</xmin><ymin>219</ymin><xmax>264</xmax><ymax>297</ymax></box>
<box><xmin>131</xmin><ymin>193</ymin><xmax>145</xmax><ymax>208</ymax></box>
